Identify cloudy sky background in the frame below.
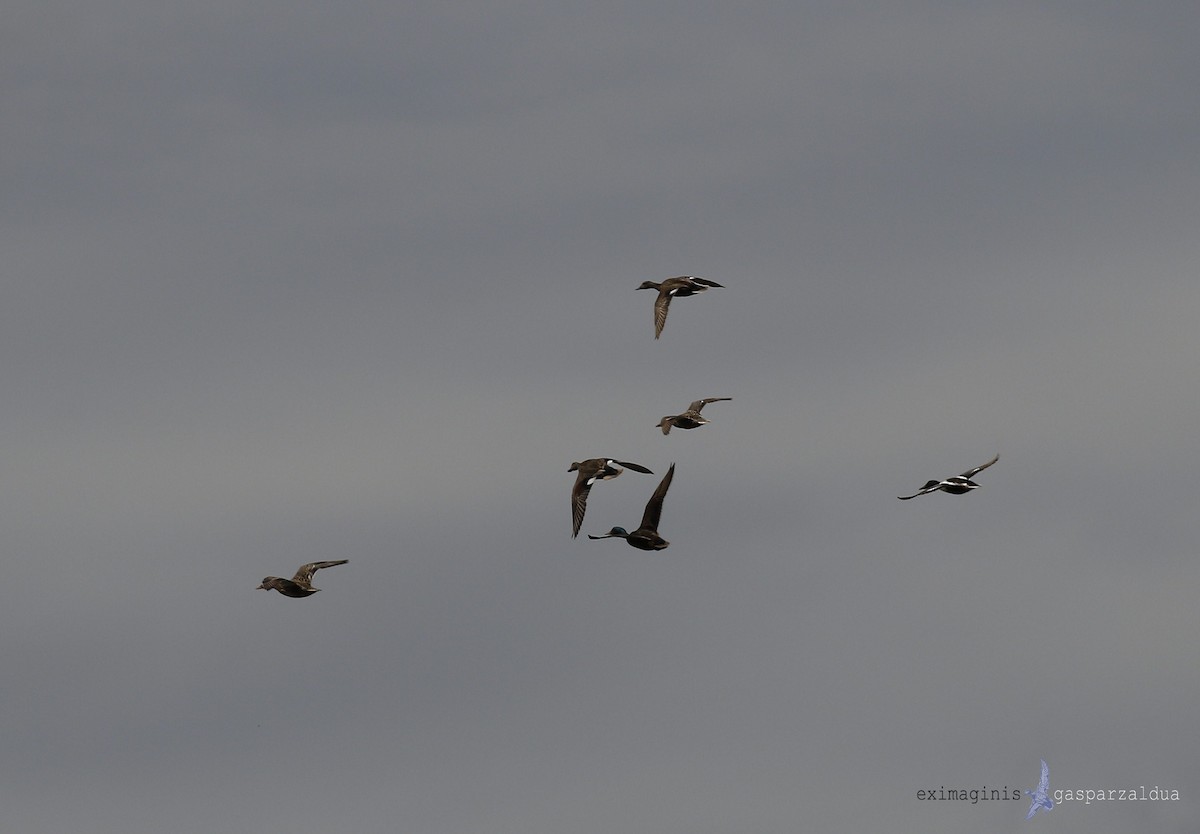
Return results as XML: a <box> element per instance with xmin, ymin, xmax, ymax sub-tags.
<box><xmin>3</xmin><ymin>2</ymin><xmax>1198</xmax><ymax>831</ymax></box>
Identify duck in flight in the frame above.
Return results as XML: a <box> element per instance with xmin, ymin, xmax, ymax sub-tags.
<box><xmin>588</xmin><ymin>463</ymin><xmax>676</xmax><ymax>550</ymax></box>
<box><xmin>897</xmin><ymin>454</ymin><xmax>999</xmax><ymax>500</ymax></box>
<box><xmin>569</xmin><ymin>458</ymin><xmax>654</xmax><ymax>538</ymax></box>
<box><xmin>1024</xmin><ymin>760</ymin><xmax>1054</xmax><ymax>820</ymax></box>
<box><xmin>257</xmin><ymin>560</ymin><xmax>348</xmax><ymax>597</ymax></box>
<box><xmin>636</xmin><ymin>276</ymin><xmax>724</xmax><ymax>339</ymax></box>
<box><xmin>657</xmin><ymin>397</ymin><xmax>732</xmax><ymax>435</ymax></box>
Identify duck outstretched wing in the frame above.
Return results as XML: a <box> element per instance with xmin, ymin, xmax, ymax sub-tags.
<box><xmin>688</xmin><ymin>397</ymin><xmax>731</xmax><ymax>413</ymax></box>
<box><xmin>960</xmin><ymin>453</ymin><xmax>999</xmax><ymax>479</ymax></box>
<box><xmin>639</xmin><ymin>463</ymin><xmax>676</xmax><ymax>531</ymax></box>
<box><xmin>291</xmin><ymin>560</ymin><xmax>349</xmax><ymax>585</ymax></box>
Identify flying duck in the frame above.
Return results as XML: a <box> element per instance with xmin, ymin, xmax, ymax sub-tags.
<box><xmin>897</xmin><ymin>454</ymin><xmax>999</xmax><ymax>500</ymax></box>
<box><xmin>588</xmin><ymin>463</ymin><xmax>676</xmax><ymax>550</ymax></box>
<box><xmin>636</xmin><ymin>276</ymin><xmax>724</xmax><ymax>339</ymax></box>
<box><xmin>569</xmin><ymin>458</ymin><xmax>654</xmax><ymax>538</ymax></box>
<box><xmin>257</xmin><ymin>560</ymin><xmax>348</xmax><ymax>597</ymax></box>
<box><xmin>1024</xmin><ymin>760</ymin><xmax>1054</xmax><ymax>820</ymax></box>
<box><xmin>657</xmin><ymin>397</ymin><xmax>732</xmax><ymax>434</ymax></box>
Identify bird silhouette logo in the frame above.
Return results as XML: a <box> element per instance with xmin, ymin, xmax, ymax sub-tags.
<box><xmin>1024</xmin><ymin>759</ymin><xmax>1054</xmax><ymax>820</ymax></box>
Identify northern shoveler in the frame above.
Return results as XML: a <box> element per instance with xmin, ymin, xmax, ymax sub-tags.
<box><xmin>897</xmin><ymin>454</ymin><xmax>999</xmax><ymax>500</ymax></box>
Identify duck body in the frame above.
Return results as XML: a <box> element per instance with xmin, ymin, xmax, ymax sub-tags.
<box><xmin>594</xmin><ymin>525</ymin><xmax>670</xmax><ymax>551</ymax></box>
<box><xmin>257</xmin><ymin>577</ymin><xmax>320</xmax><ymax>598</ymax></box>
<box><xmin>930</xmin><ymin>477</ymin><xmax>980</xmax><ymax>495</ymax></box>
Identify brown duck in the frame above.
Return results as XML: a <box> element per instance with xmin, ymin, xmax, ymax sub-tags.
<box><xmin>636</xmin><ymin>276</ymin><xmax>724</xmax><ymax>339</ymax></box>
<box><xmin>257</xmin><ymin>560</ymin><xmax>348</xmax><ymax>597</ymax></box>
<box><xmin>569</xmin><ymin>458</ymin><xmax>654</xmax><ymax>538</ymax></box>
<box><xmin>656</xmin><ymin>397</ymin><xmax>731</xmax><ymax>434</ymax></box>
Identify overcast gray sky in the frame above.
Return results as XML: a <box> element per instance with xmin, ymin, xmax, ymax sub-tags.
<box><xmin>2</xmin><ymin>2</ymin><xmax>1198</xmax><ymax>832</ymax></box>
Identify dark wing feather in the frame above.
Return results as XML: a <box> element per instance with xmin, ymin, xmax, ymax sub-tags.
<box><xmin>571</xmin><ymin>468</ymin><xmax>596</xmax><ymax>538</ymax></box>
<box><xmin>638</xmin><ymin>463</ymin><xmax>675</xmax><ymax>532</ymax></box>
<box><xmin>688</xmin><ymin>396</ymin><xmax>731</xmax><ymax>412</ymax></box>
<box><xmin>691</xmin><ymin>278</ymin><xmax>724</xmax><ymax>288</ymax></box>
<box><xmin>897</xmin><ymin>480</ymin><xmax>941</xmax><ymax>500</ymax></box>
<box><xmin>653</xmin><ymin>291</ymin><xmax>672</xmax><ymax>339</ymax></box>
<box><xmin>291</xmin><ymin>559</ymin><xmax>349</xmax><ymax>585</ymax></box>
<box><xmin>960</xmin><ymin>453</ymin><xmax>999</xmax><ymax>479</ymax></box>
<box><xmin>612</xmin><ymin>460</ymin><xmax>653</xmax><ymax>474</ymax></box>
